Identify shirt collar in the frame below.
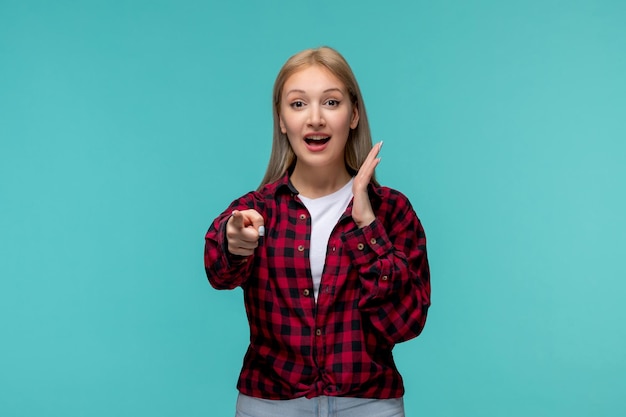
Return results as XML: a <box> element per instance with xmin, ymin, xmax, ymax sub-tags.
<box><xmin>270</xmin><ymin>171</ymin><xmax>383</xmax><ymax>208</ymax></box>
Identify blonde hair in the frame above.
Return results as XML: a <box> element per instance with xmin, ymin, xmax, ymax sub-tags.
<box><xmin>258</xmin><ymin>46</ymin><xmax>377</xmax><ymax>189</ymax></box>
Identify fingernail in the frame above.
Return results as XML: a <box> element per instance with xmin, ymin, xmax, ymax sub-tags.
<box><xmin>258</xmin><ymin>226</ymin><xmax>265</xmax><ymax>237</ymax></box>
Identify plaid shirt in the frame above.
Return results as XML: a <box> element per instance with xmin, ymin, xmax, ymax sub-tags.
<box><xmin>204</xmin><ymin>173</ymin><xmax>430</xmax><ymax>400</ymax></box>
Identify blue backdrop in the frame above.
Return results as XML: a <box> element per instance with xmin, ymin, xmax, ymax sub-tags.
<box><xmin>1</xmin><ymin>1</ymin><xmax>625</xmax><ymax>416</ymax></box>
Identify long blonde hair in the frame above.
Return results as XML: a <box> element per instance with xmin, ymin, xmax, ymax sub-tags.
<box><xmin>258</xmin><ymin>46</ymin><xmax>377</xmax><ymax>189</ymax></box>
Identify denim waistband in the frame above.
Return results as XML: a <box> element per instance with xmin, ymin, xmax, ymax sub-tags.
<box><xmin>235</xmin><ymin>393</ymin><xmax>405</xmax><ymax>417</ymax></box>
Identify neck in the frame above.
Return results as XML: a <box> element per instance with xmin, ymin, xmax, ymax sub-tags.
<box><xmin>290</xmin><ymin>163</ymin><xmax>352</xmax><ymax>199</ymax></box>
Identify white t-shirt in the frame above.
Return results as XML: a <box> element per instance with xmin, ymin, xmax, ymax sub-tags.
<box><xmin>298</xmin><ymin>179</ymin><xmax>354</xmax><ymax>301</ymax></box>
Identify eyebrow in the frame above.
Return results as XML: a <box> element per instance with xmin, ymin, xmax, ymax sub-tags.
<box><xmin>285</xmin><ymin>88</ymin><xmax>345</xmax><ymax>95</ymax></box>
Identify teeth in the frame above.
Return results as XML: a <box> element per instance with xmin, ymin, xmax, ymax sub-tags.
<box><xmin>306</xmin><ymin>136</ymin><xmax>329</xmax><ymax>141</ymax></box>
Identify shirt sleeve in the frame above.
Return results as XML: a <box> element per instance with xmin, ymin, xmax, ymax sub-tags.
<box><xmin>204</xmin><ymin>192</ymin><xmax>261</xmax><ymax>290</ymax></box>
<box><xmin>342</xmin><ymin>192</ymin><xmax>431</xmax><ymax>345</ymax></box>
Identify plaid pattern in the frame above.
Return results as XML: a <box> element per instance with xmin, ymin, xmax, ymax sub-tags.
<box><xmin>204</xmin><ymin>173</ymin><xmax>430</xmax><ymax>400</ymax></box>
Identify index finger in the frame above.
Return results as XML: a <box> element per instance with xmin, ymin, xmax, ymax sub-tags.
<box><xmin>357</xmin><ymin>141</ymin><xmax>383</xmax><ymax>181</ymax></box>
<box><xmin>367</xmin><ymin>141</ymin><xmax>383</xmax><ymax>161</ymax></box>
<box><xmin>229</xmin><ymin>210</ymin><xmax>245</xmax><ymax>229</ymax></box>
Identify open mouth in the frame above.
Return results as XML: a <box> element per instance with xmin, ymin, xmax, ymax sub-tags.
<box><xmin>304</xmin><ymin>136</ymin><xmax>330</xmax><ymax>145</ymax></box>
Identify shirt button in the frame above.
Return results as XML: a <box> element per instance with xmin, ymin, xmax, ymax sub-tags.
<box><xmin>332</xmin><ymin>246</ymin><xmax>336</xmax><ymax>252</ymax></box>
<box><xmin>370</xmin><ymin>238</ymin><xmax>377</xmax><ymax>245</ymax></box>
<box><xmin>357</xmin><ymin>243</ymin><xmax>364</xmax><ymax>250</ymax></box>
<box><xmin>316</xmin><ymin>329</ymin><xmax>322</xmax><ymax>336</ymax></box>
<box><xmin>381</xmin><ymin>275</ymin><xmax>388</xmax><ymax>281</ymax></box>
<box><xmin>298</xmin><ymin>245</ymin><xmax>305</xmax><ymax>252</ymax></box>
<box><xmin>303</xmin><ymin>289</ymin><xmax>310</xmax><ymax>296</ymax></box>
<box><xmin>299</xmin><ymin>214</ymin><xmax>306</xmax><ymax>220</ymax></box>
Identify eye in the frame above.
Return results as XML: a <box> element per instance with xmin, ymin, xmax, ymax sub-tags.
<box><xmin>326</xmin><ymin>99</ymin><xmax>340</xmax><ymax>107</ymax></box>
<box><xmin>290</xmin><ymin>100</ymin><xmax>305</xmax><ymax>109</ymax></box>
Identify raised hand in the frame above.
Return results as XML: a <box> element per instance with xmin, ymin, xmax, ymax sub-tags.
<box><xmin>352</xmin><ymin>141</ymin><xmax>382</xmax><ymax>228</ymax></box>
<box><xmin>226</xmin><ymin>209</ymin><xmax>265</xmax><ymax>256</ymax></box>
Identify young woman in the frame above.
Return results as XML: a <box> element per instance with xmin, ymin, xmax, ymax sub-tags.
<box><xmin>204</xmin><ymin>46</ymin><xmax>431</xmax><ymax>417</ymax></box>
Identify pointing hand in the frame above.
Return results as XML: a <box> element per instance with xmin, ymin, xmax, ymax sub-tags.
<box><xmin>226</xmin><ymin>209</ymin><xmax>265</xmax><ymax>256</ymax></box>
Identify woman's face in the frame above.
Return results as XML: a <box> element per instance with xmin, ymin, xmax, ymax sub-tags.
<box><xmin>279</xmin><ymin>65</ymin><xmax>359</xmax><ymax>173</ymax></box>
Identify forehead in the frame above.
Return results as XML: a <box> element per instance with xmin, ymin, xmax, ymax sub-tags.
<box><xmin>282</xmin><ymin>65</ymin><xmax>346</xmax><ymax>94</ymax></box>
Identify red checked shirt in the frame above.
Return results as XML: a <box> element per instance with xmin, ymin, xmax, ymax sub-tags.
<box><xmin>204</xmin><ymin>173</ymin><xmax>431</xmax><ymax>400</ymax></box>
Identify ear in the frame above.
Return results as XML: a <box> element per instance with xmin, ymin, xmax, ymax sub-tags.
<box><xmin>279</xmin><ymin>115</ymin><xmax>287</xmax><ymax>134</ymax></box>
<box><xmin>350</xmin><ymin>105</ymin><xmax>360</xmax><ymax>129</ymax></box>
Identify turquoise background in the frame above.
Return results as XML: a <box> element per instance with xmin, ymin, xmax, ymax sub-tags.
<box><xmin>1</xmin><ymin>0</ymin><xmax>625</xmax><ymax>416</ymax></box>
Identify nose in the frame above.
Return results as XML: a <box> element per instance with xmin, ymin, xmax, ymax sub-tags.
<box><xmin>307</xmin><ymin>104</ymin><xmax>325</xmax><ymax>127</ymax></box>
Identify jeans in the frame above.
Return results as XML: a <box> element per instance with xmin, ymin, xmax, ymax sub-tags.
<box><xmin>235</xmin><ymin>393</ymin><xmax>405</xmax><ymax>417</ymax></box>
